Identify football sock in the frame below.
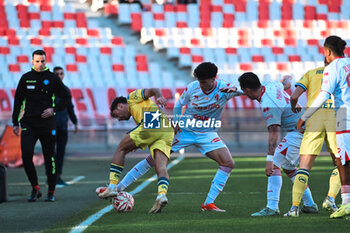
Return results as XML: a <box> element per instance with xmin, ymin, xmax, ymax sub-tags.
<box><xmin>341</xmin><ymin>185</ymin><xmax>350</xmax><ymax>205</ymax></box>
<box><xmin>109</xmin><ymin>163</ymin><xmax>124</xmax><ymax>185</ymax></box>
<box><xmin>157</xmin><ymin>177</ymin><xmax>169</xmax><ymax>196</ymax></box>
<box><xmin>117</xmin><ymin>156</ymin><xmax>154</xmax><ymax>191</ymax></box>
<box><xmin>292</xmin><ymin>169</ymin><xmax>309</xmax><ymax>207</ymax></box>
<box><xmin>204</xmin><ymin>166</ymin><xmax>232</xmax><ymax>205</ymax></box>
<box><xmin>328</xmin><ymin>167</ymin><xmax>341</xmax><ymax>199</ymax></box>
<box><xmin>286</xmin><ymin>169</ymin><xmax>315</xmax><ymax>206</ymax></box>
<box><xmin>267</xmin><ymin>168</ymin><xmax>282</xmax><ymax>210</ymax></box>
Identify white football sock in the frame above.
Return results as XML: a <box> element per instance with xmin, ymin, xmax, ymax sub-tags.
<box><xmin>204</xmin><ymin>166</ymin><xmax>231</xmax><ymax>205</ymax></box>
<box><xmin>267</xmin><ymin>174</ymin><xmax>282</xmax><ymax>211</ymax></box>
<box><xmin>117</xmin><ymin>156</ymin><xmax>153</xmax><ymax>191</ymax></box>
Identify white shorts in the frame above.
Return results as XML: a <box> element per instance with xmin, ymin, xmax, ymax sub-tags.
<box><xmin>171</xmin><ymin>129</ymin><xmax>227</xmax><ymax>155</ymax></box>
<box><xmin>335</xmin><ymin>132</ymin><xmax>350</xmax><ymax>165</ymax></box>
<box><xmin>273</xmin><ymin>131</ymin><xmax>303</xmax><ymax>170</ymax></box>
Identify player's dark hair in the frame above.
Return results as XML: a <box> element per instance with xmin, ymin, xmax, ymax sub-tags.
<box><xmin>193</xmin><ymin>62</ymin><xmax>218</xmax><ymax>80</ymax></box>
<box><xmin>32</xmin><ymin>49</ymin><xmax>46</xmax><ymax>58</ymax></box>
<box><xmin>238</xmin><ymin>72</ymin><xmax>261</xmax><ymax>90</ymax></box>
<box><xmin>53</xmin><ymin>66</ymin><xmax>63</xmax><ymax>72</ymax></box>
<box><xmin>324</xmin><ymin>35</ymin><xmax>347</xmax><ymax>57</ymax></box>
<box><xmin>110</xmin><ymin>97</ymin><xmax>127</xmax><ymax>116</ymax></box>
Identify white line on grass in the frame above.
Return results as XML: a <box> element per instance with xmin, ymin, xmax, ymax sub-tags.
<box><xmin>69</xmin><ymin>151</ymin><xmax>185</xmax><ymax>233</ymax></box>
<box><xmin>66</xmin><ymin>176</ymin><xmax>85</xmax><ymax>185</ymax></box>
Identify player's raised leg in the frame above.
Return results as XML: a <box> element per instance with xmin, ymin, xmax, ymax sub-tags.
<box><xmin>149</xmin><ymin>149</ymin><xmax>170</xmax><ymax>214</ymax></box>
<box><xmin>117</xmin><ymin>155</ymin><xmax>155</xmax><ymax>192</ymax></box>
<box><xmin>202</xmin><ymin>147</ymin><xmax>233</xmax><ymax>212</ymax></box>
<box><xmin>99</xmin><ymin>134</ymin><xmax>138</xmax><ymax>198</ymax></box>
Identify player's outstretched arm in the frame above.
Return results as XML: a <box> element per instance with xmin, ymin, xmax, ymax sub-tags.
<box><xmin>266</xmin><ymin>124</ymin><xmax>280</xmax><ymax>177</ymax></box>
<box><xmin>143</xmin><ymin>88</ymin><xmax>167</xmax><ymax>108</ymax></box>
<box><xmin>219</xmin><ymin>86</ymin><xmax>244</xmax><ymax>96</ymax></box>
<box><xmin>290</xmin><ymin>86</ymin><xmax>305</xmax><ymax>113</ymax></box>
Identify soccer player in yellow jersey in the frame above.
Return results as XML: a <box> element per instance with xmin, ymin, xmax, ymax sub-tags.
<box><xmin>284</xmin><ymin>65</ymin><xmax>341</xmax><ymax>216</ymax></box>
<box><xmin>98</xmin><ymin>88</ymin><xmax>174</xmax><ymax>213</ymax></box>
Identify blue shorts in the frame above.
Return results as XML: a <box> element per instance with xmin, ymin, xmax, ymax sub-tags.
<box><xmin>171</xmin><ymin>129</ymin><xmax>227</xmax><ymax>155</ymax></box>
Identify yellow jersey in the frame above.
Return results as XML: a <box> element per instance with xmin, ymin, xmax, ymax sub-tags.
<box><xmin>127</xmin><ymin>89</ymin><xmax>169</xmax><ymax>126</ymax></box>
<box><xmin>296</xmin><ymin>67</ymin><xmax>333</xmax><ymax>109</ymax></box>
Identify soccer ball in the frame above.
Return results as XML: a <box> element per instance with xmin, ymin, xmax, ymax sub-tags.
<box><xmin>112</xmin><ymin>191</ymin><xmax>134</xmax><ymax>212</ymax></box>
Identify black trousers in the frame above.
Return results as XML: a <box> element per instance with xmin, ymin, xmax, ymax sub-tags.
<box><xmin>56</xmin><ymin>128</ymin><xmax>68</xmax><ymax>177</ymax></box>
<box><xmin>20</xmin><ymin>122</ymin><xmax>56</xmax><ymax>192</ymax></box>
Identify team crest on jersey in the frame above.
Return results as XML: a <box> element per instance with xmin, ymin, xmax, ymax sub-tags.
<box><xmin>194</xmin><ymin>95</ymin><xmax>199</xmax><ymax>100</ymax></box>
<box><xmin>215</xmin><ymin>94</ymin><xmax>219</xmax><ymax>101</ymax></box>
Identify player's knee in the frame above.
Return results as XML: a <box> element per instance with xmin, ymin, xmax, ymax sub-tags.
<box><xmin>222</xmin><ymin>159</ymin><xmax>234</xmax><ymax>169</ymax></box>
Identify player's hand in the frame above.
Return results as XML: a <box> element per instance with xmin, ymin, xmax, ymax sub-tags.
<box><xmin>291</xmin><ymin>104</ymin><xmax>302</xmax><ymax>113</ymax></box>
<box><xmin>297</xmin><ymin>118</ymin><xmax>305</xmax><ymax>133</ymax></box>
<box><xmin>74</xmin><ymin>124</ymin><xmax>79</xmax><ymax>134</ymax></box>
<box><xmin>281</xmin><ymin>75</ymin><xmax>292</xmax><ymax>90</ymax></box>
<box><xmin>41</xmin><ymin>108</ymin><xmax>54</xmax><ymax>118</ymax></box>
<box><xmin>156</xmin><ymin>97</ymin><xmax>167</xmax><ymax>108</ymax></box>
<box><xmin>13</xmin><ymin>126</ymin><xmax>20</xmax><ymax>136</ymax></box>
<box><xmin>219</xmin><ymin>87</ymin><xmax>237</xmax><ymax>93</ymax></box>
<box><xmin>265</xmin><ymin>161</ymin><xmax>274</xmax><ymax>177</ymax></box>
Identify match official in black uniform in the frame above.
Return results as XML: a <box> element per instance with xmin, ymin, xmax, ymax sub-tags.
<box><xmin>12</xmin><ymin>50</ymin><xmax>71</xmax><ymax>202</ymax></box>
<box><xmin>53</xmin><ymin>66</ymin><xmax>78</xmax><ymax>187</ymax></box>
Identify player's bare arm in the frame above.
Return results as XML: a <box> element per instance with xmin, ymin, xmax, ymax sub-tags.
<box><xmin>143</xmin><ymin>88</ymin><xmax>167</xmax><ymax>108</ymax></box>
<box><xmin>290</xmin><ymin>86</ymin><xmax>305</xmax><ymax>113</ymax></box>
<box><xmin>266</xmin><ymin>124</ymin><xmax>280</xmax><ymax>177</ymax></box>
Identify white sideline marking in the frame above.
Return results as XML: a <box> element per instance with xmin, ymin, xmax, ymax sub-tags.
<box><xmin>69</xmin><ymin>152</ymin><xmax>185</xmax><ymax>233</ymax></box>
<box><xmin>66</xmin><ymin>176</ymin><xmax>86</xmax><ymax>185</ymax></box>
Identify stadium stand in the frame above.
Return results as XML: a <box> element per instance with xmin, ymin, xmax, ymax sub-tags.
<box><xmin>1</xmin><ymin>0</ymin><xmax>350</xmax><ymax>128</ymax></box>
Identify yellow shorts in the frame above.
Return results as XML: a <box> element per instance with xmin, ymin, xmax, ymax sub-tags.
<box><xmin>129</xmin><ymin>124</ymin><xmax>174</xmax><ymax>159</ymax></box>
<box><xmin>300</xmin><ymin>109</ymin><xmax>337</xmax><ymax>155</ymax></box>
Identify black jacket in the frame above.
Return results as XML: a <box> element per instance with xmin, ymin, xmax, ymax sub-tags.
<box><xmin>12</xmin><ymin>68</ymin><xmax>71</xmax><ymax>127</ymax></box>
<box><xmin>55</xmin><ymin>87</ymin><xmax>78</xmax><ymax>131</ymax></box>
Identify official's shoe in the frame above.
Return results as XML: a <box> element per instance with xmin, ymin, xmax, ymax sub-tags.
<box><xmin>98</xmin><ymin>187</ymin><xmax>118</xmax><ymax>199</ymax></box>
<box><xmin>330</xmin><ymin>203</ymin><xmax>350</xmax><ymax>219</ymax></box>
<box><xmin>301</xmin><ymin>203</ymin><xmax>318</xmax><ymax>213</ymax></box>
<box><xmin>251</xmin><ymin>207</ymin><xmax>280</xmax><ymax>216</ymax></box>
<box><xmin>28</xmin><ymin>189</ymin><xmax>42</xmax><ymax>202</ymax></box>
<box><xmin>322</xmin><ymin>196</ymin><xmax>338</xmax><ymax>213</ymax></box>
<box><xmin>284</xmin><ymin>206</ymin><xmax>299</xmax><ymax>217</ymax></box>
<box><xmin>56</xmin><ymin>177</ymin><xmax>68</xmax><ymax>188</ymax></box>
<box><xmin>45</xmin><ymin>193</ymin><xmax>55</xmax><ymax>202</ymax></box>
<box><xmin>149</xmin><ymin>194</ymin><xmax>168</xmax><ymax>213</ymax></box>
<box><xmin>201</xmin><ymin>203</ymin><xmax>226</xmax><ymax>212</ymax></box>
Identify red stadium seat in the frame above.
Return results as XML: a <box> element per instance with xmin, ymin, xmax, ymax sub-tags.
<box><xmin>100</xmin><ymin>47</ymin><xmax>112</xmax><ymax>54</ymax></box>
<box><xmin>240</xmin><ymin>63</ymin><xmax>253</xmax><ymax>71</ymax></box>
<box><xmin>28</xmin><ymin>12</ymin><xmax>40</xmax><ymax>20</ymax></box>
<box><xmin>65</xmin><ymin>47</ymin><xmax>76</xmax><ymax>54</ymax></box>
<box><xmin>111</xmin><ymin>36</ymin><xmax>124</xmax><ymax>46</ymax></box>
<box><xmin>87</xmin><ymin>29</ymin><xmax>99</xmax><ymax>37</ymax></box>
<box><xmin>0</xmin><ymin>47</ymin><xmax>10</xmax><ymax>55</ymax></box>
<box><xmin>40</xmin><ymin>5</ymin><xmax>52</xmax><ymax>12</ymax></box>
<box><xmin>112</xmin><ymin>64</ymin><xmax>125</xmax><ymax>72</ymax></box>
<box><xmin>136</xmin><ymin>63</ymin><xmax>148</xmax><ymax>72</ymax></box>
<box><xmin>17</xmin><ymin>55</ymin><xmax>29</xmax><ymax>63</ymax></box>
<box><xmin>75</xmin><ymin>55</ymin><xmax>87</xmax><ymax>63</ymax></box>
<box><xmin>180</xmin><ymin>47</ymin><xmax>190</xmax><ymax>54</ymax></box>
<box><xmin>104</xmin><ymin>4</ymin><xmax>118</xmax><ymax>15</ymax></box>
<box><xmin>164</xmin><ymin>4</ymin><xmax>175</xmax><ymax>12</ymax></box>
<box><xmin>225</xmin><ymin>47</ymin><xmax>237</xmax><ymax>54</ymax></box>
<box><xmin>176</xmin><ymin>4</ymin><xmax>187</xmax><ymax>12</ymax></box>
<box><xmin>192</xmin><ymin>55</ymin><xmax>203</xmax><ymax>63</ymax></box>
<box><xmin>288</xmin><ymin>55</ymin><xmax>301</xmax><ymax>62</ymax></box>
<box><xmin>30</xmin><ymin>38</ymin><xmax>42</xmax><ymax>45</ymax></box>
<box><xmin>307</xmin><ymin>39</ymin><xmax>319</xmax><ymax>46</ymax></box>
<box><xmin>211</xmin><ymin>5</ymin><xmax>223</xmax><ymax>12</ymax></box>
<box><xmin>76</xmin><ymin>38</ymin><xmax>88</xmax><ymax>45</ymax></box>
<box><xmin>5</xmin><ymin>29</ymin><xmax>16</xmax><ymax>37</ymax></box>
<box><xmin>272</xmin><ymin>47</ymin><xmax>284</xmax><ymax>54</ymax></box>
<box><xmin>252</xmin><ymin>55</ymin><xmax>264</xmax><ymax>62</ymax></box>
<box><xmin>66</xmin><ymin>64</ymin><xmax>78</xmax><ymax>72</ymax></box>
<box><xmin>153</xmin><ymin>13</ymin><xmax>165</xmax><ymax>20</ymax></box>
<box><xmin>201</xmin><ymin>28</ymin><xmax>212</xmax><ymax>36</ymax></box>
<box><xmin>176</xmin><ymin>21</ymin><xmax>188</xmax><ymax>28</ymax></box>
<box><xmin>190</xmin><ymin>38</ymin><xmax>200</xmax><ymax>46</ymax></box>
<box><xmin>277</xmin><ymin>63</ymin><xmax>288</xmax><ymax>71</ymax></box>
<box><xmin>52</xmin><ymin>21</ymin><xmax>64</xmax><ymax>28</ymax></box>
<box><xmin>9</xmin><ymin>64</ymin><xmax>20</xmax><ymax>72</ymax></box>
<box><xmin>41</xmin><ymin>21</ymin><xmax>52</xmax><ymax>28</ymax></box>
<box><xmin>261</xmin><ymin>39</ymin><xmax>272</xmax><ymax>46</ymax></box>
<box><xmin>155</xmin><ymin>29</ymin><xmax>165</xmax><ymax>36</ymax></box>
<box><xmin>39</xmin><ymin>28</ymin><xmax>50</xmax><ymax>36</ymax></box>
<box><xmin>135</xmin><ymin>54</ymin><xmax>147</xmax><ymax>63</ymax></box>
<box><xmin>8</xmin><ymin>37</ymin><xmax>19</xmax><ymax>45</ymax></box>
<box><xmin>64</xmin><ymin>13</ymin><xmax>75</xmax><ymax>19</ymax></box>
<box><xmin>43</xmin><ymin>46</ymin><xmax>54</xmax><ymax>55</ymax></box>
